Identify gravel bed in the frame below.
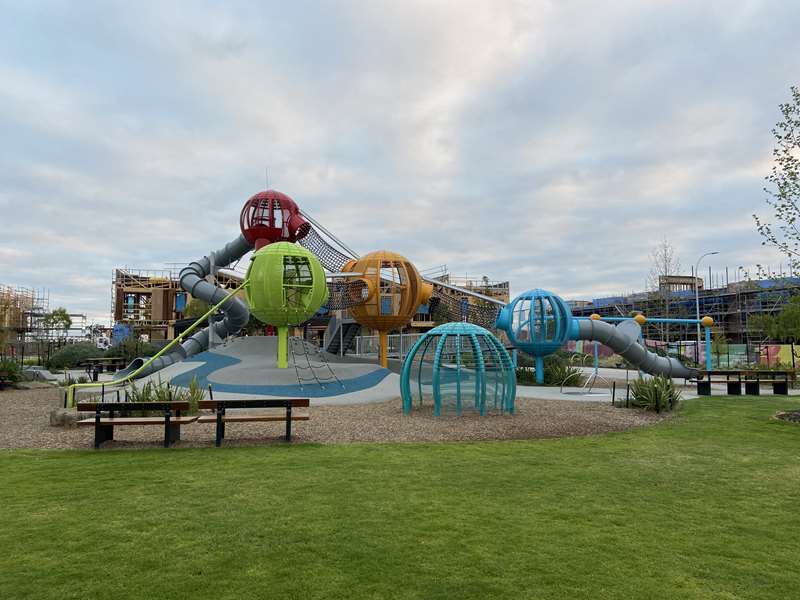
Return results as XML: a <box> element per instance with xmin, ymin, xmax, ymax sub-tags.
<box><xmin>0</xmin><ymin>384</ymin><xmax>664</xmax><ymax>450</ymax></box>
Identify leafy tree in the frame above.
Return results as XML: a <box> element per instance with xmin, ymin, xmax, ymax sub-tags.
<box><xmin>42</xmin><ymin>307</ymin><xmax>72</xmax><ymax>338</ymax></box>
<box><xmin>754</xmin><ymin>86</ymin><xmax>800</xmax><ymax>275</ymax></box>
<box><xmin>750</xmin><ymin>294</ymin><xmax>800</xmax><ymax>342</ymax></box>
<box><xmin>184</xmin><ymin>298</ymin><xmax>211</xmax><ymax>319</ymax></box>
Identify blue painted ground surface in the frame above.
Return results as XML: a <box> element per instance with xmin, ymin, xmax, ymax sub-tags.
<box><xmin>169</xmin><ymin>351</ymin><xmax>392</xmax><ymax>397</ymax></box>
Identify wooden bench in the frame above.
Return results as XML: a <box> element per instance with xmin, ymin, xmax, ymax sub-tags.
<box><xmin>197</xmin><ymin>397</ymin><xmax>310</xmax><ymax>446</ymax></box>
<box><xmin>76</xmin><ymin>401</ymin><xmax>197</xmax><ymax>448</ymax></box>
<box><xmin>695</xmin><ymin>370</ymin><xmax>795</xmax><ymax>396</ymax></box>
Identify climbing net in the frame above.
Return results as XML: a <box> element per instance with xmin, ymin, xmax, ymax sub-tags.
<box><xmin>325</xmin><ymin>279</ymin><xmax>369</xmax><ymax>310</ymax></box>
<box><xmin>299</xmin><ymin>226</ymin><xmax>353</xmax><ymax>272</ymax></box>
<box><xmin>429</xmin><ymin>288</ymin><xmax>501</xmax><ymax>330</ymax></box>
<box><xmin>289</xmin><ymin>336</ymin><xmax>344</xmax><ymax>391</ymax></box>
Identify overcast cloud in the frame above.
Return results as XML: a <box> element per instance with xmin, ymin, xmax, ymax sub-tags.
<box><xmin>1</xmin><ymin>1</ymin><xmax>798</xmax><ymax>323</ymax></box>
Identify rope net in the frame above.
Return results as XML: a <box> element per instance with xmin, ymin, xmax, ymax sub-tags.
<box><xmin>428</xmin><ymin>288</ymin><xmax>501</xmax><ymax>330</ymax></box>
<box><xmin>325</xmin><ymin>280</ymin><xmax>369</xmax><ymax>310</ymax></box>
<box><xmin>299</xmin><ymin>226</ymin><xmax>353</xmax><ymax>273</ymax></box>
<box><xmin>289</xmin><ymin>337</ymin><xmax>344</xmax><ymax>390</ymax></box>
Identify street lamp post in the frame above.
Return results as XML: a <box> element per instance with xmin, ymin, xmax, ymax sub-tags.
<box><xmin>695</xmin><ymin>251</ymin><xmax>720</xmax><ymax>347</ymax></box>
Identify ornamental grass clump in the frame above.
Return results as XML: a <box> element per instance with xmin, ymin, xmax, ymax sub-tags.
<box><xmin>629</xmin><ymin>375</ymin><xmax>681</xmax><ymax>413</ymax></box>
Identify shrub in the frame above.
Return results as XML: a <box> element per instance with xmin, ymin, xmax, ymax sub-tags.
<box><xmin>125</xmin><ymin>377</ymin><xmax>205</xmax><ymax>415</ymax></box>
<box><xmin>516</xmin><ymin>367</ymin><xmax>537</xmax><ymax>385</ymax></box>
<box><xmin>46</xmin><ymin>343</ymin><xmax>104</xmax><ymax>370</ymax></box>
<box><xmin>186</xmin><ymin>377</ymin><xmax>204</xmax><ymax>415</ymax></box>
<box><xmin>105</xmin><ymin>339</ymin><xmax>161</xmax><ymax>363</ymax></box>
<box><xmin>629</xmin><ymin>376</ymin><xmax>681</xmax><ymax>412</ymax></box>
<box><xmin>543</xmin><ymin>359</ymin><xmax>584</xmax><ymax>387</ymax></box>
<box><xmin>0</xmin><ymin>358</ymin><xmax>21</xmax><ymax>385</ymax></box>
<box><xmin>515</xmin><ymin>356</ymin><xmax>585</xmax><ymax>386</ymax></box>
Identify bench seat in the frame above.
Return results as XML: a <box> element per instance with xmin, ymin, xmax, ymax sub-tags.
<box><xmin>78</xmin><ymin>416</ymin><xmax>199</xmax><ymax>426</ymax></box>
<box><xmin>196</xmin><ymin>412</ymin><xmax>309</xmax><ymax>423</ymax></box>
<box><xmin>76</xmin><ymin>401</ymin><xmax>192</xmax><ymax>448</ymax></box>
<box><xmin>198</xmin><ymin>397</ymin><xmax>310</xmax><ymax>446</ymax></box>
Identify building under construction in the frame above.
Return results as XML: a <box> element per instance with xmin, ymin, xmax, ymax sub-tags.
<box><xmin>1</xmin><ymin>284</ymin><xmax>88</xmax><ymax>359</ymax></box>
<box><xmin>568</xmin><ymin>275</ymin><xmax>800</xmax><ymax>344</ymax></box>
<box><xmin>111</xmin><ymin>268</ymin><xmax>246</xmax><ymax>341</ymax></box>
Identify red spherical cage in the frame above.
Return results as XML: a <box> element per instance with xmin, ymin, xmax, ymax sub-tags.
<box><xmin>239</xmin><ymin>190</ymin><xmax>311</xmax><ymax>248</ymax></box>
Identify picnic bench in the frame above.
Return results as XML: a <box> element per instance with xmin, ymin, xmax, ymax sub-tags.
<box><xmin>695</xmin><ymin>370</ymin><xmax>795</xmax><ymax>396</ymax></box>
<box><xmin>76</xmin><ymin>401</ymin><xmax>197</xmax><ymax>448</ymax></box>
<box><xmin>197</xmin><ymin>397</ymin><xmax>310</xmax><ymax>446</ymax></box>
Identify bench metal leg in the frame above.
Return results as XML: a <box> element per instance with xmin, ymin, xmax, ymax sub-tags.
<box><xmin>285</xmin><ymin>404</ymin><xmax>292</xmax><ymax>442</ymax></box>
<box><xmin>169</xmin><ymin>424</ymin><xmax>181</xmax><ymax>444</ymax></box>
<box><xmin>727</xmin><ymin>381</ymin><xmax>742</xmax><ymax>395</ymax></box>
<box><xmin>95</xmin><ymin>424</ymin><xmax>113</xmax><ymax>449</ymax></box>
<box><xmin>773</xmin><ymin>381</ymin><xmax>789</xmax><ymax>395</ymax></box>
<box><xmin>745</xmin><ymin>381</ymin><xmax>760</xmax><ymax>396</ymax></box>
<box><xmin>215</xmin><ymin>410</ymin><xmax>224</xmax><ymax>447</ymax></box>
<box><xmin>164</xmin><ymin>411</ymin><xmax>172</xmax><ymax>448</ymax></box>
<box><xmin>697</xmin><ymin>381</ymin><xmax>711</xmax><ymax>396</ymax></box>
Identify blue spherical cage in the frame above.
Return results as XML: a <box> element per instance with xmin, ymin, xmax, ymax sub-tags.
<box><xmin>400</xmin><ymin>322</ymin><xmax>516</xmax><ymax>416</ymax></box>
<box><xmin>496</xmin><ymin>289</ymin><xmax>573</xmax><ymax>357</ymax></box>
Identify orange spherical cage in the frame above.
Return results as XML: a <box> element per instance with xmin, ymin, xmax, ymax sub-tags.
<box><xmin>342</xmin><ymin>251</ymin><xmax>432</xmax><ymax>367</ymax></box>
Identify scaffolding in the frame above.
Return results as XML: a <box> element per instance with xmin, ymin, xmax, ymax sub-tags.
<box><xmin>0</xmin><ymin>284</ymin><xmax>53</xmax><ymax>342</ymax></box>
<box><xmin>111</xmin><ymin>268</ymin><xmax>183</xmax><ymax>340</ymax></box>
<box><xmin>570</xmin><ymin>278</ymin><xmax>800</xmax><ymax>344</ymax></box>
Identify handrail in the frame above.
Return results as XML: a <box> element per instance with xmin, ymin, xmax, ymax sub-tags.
<box><xmin>67</xmin><ymin>279</ymin><xmax>249</xmax><ymax>407</ymax></box>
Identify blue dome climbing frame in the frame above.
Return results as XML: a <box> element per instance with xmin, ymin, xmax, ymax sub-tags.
<box><xmin>400</xmin><ymin>322</ymin><xmax>516</xmax><ymax>416</ymax></box>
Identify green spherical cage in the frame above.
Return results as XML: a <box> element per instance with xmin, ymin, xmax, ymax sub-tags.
<box><xmin>245</xmin><ymin>242</ymin><xmax>329</xmax><ymax>326</ymax></box>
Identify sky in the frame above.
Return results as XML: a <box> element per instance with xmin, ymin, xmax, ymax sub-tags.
<box><xmin>1</xmin><ymin>0</ymin><xmax>798</xmax><ymax>324</ymax></box>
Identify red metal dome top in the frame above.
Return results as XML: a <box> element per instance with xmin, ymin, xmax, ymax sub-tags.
<box><xmin>239</xmin><ymin>190</ymin><xmax>311</xmax><ymax>249</ymax></box>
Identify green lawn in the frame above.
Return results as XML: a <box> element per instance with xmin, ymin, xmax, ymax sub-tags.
<box><xmin>1</xmin><ymin>397</ymin><xmax>799</xmax><ymax>600</ymax></box>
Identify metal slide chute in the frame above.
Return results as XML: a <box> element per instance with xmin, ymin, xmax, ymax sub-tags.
<box><xmin>114</xmin><ymin>235</ymin><xmax>254</xmax><ymax>380</ymax></box>
<box><xmin>575</xmin><ymin>318</ymin><xmax>697</xmax><ymax>379</ymax></box>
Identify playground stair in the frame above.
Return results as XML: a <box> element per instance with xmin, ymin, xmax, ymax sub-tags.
<box><xmin>325</xmin><ymin>318</ymin><xmax>360</xmax><ymax>355</ymax></box>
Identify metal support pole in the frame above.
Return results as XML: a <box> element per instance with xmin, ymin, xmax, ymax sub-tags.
<box><xmin>705</xmin><ymin>326</ymin><xmax>712</xmax><ymax>372</ymax></box>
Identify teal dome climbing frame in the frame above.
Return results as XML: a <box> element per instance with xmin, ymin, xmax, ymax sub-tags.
<box><xmin>400</xmin><ymin>322</ymin><xmax>516</xmax><ymax>416</ymax></box>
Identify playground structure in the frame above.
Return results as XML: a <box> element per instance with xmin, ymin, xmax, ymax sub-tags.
<box><xmin>496</xmin><ymin>289</ymin><xmax>714</xmax><ymax>384</ymax></box>
<box><xmin>245</xmin><ymin>242</ymin><xmax>328</xmax><ymax>368</ymax></box>
<box><xmin>68</xmin><ymin>187</ymin><xmax>718</xmax><ymax>408</ymax></box>
<box><xmin>342</xmin><ymin>250</ymin><xmax>432</xmax><ymax>368</ymax></box>
<box><xmin>401</xmin><ymin>322</ymin><xmax>515</xmax><ymax>416</ymax></box>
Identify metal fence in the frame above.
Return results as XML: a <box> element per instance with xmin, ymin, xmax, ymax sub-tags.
<box><xmin>350</xmin><ymin>333</ymin><xmax>425</xmax><ymax>360</ymax></box>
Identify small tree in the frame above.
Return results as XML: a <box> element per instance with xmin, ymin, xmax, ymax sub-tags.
<box><xmin>42</xmin><ymin>307</ymin><xmax>72</xmax><ymax>339</ymax></box>
<box><xmin>184</xmin><ymin>298</ymin><xmax>210</xmax><ymax>319</ymax></box>
<box><xmin>754</xmin><ymin>86</ymin><xmax>800</xmax><ymax>275</ymax></box>
<box><xmin>647</xmin><ymin>238</ymin><xmax>681</xmax><ymax>341</ymax></box>
<box><xmin>750</xmin><ymin>294</ymin><xmax>800</xmax><ymax>342</ymax></box>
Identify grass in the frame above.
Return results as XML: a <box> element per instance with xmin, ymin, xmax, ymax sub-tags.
<box><xmin>1</xmin><ymin>396</ymin><xmax>799</xmax><ymax>600</ymax></box>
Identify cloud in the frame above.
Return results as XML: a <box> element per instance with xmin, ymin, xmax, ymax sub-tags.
<box><xmin>0</xmin><ymin>0</ymin><xmax>798</xmax><ymax>322</ymax></box>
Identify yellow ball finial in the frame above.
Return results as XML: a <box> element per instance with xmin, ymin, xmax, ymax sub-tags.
<box><xmin>633</xmin><ymin>314</ymin><xmax>647</xmax><ymax>325</ymax></box>
<box><xmin>590</xmin><ymin>313</ymin><xmax>601</xmax><ymax>321</ymax></box>
<box><xmin>701</xmin><ymin>316</ymin><xmax>714</xmax><ymax>327</ymax></box>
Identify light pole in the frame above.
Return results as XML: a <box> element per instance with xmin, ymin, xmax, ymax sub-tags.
<box><xmin>695</xmin><ymin>251</ymin><xmax>719</xmax><ymax>344</ymax></box>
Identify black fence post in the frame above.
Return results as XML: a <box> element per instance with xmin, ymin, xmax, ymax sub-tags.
<box><xmin>626</xmin><ymin>384</ymin><xmax>630</xmax><ymax>408</ymax></box>
<box><xmin>611</xmin><ymin>381</ymin><xmax>616</xmax><ymax>407</ymax></box>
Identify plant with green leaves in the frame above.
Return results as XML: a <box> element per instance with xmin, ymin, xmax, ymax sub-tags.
<box><xmin>46</xmin><ymin>342</ymin><xmax>104</xmax><ymax>370</ymax></box>
<box><xmin>629</xmin><ymin>375</ymin><xmax>681</xmax><ymax>412</ymax></box>
<box><xmin>42</xmin><ymin>307</ymin><xmax>72</xmax><ymax>339</ymax></box>
<box><xmin>105</xmin><ymin>338</ymin><xmax>160</xmax><ymax>363</ymax></box>
<box><xmin>750</xmin><ymin>294</ymin><xmax>800</xmax><ymax>342</ymax></box>
<box><xmin>516</xmin><ymin>355</ymin><xmax>585</xmax><ymax>386</ymax></box>
<box><xmin>125</xmin><ymin>377</ymin><xmax>204</xmax><ymax>415</ymax></box>
<box><xmin>754</xmin><ymin>86</ymin><xmax>800</xmax><ymax>275</ymax></box>
<box><xmin>0</xmin><ymin>358</ymin><xmax>21</xmax><ymax>385</ymax></box>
